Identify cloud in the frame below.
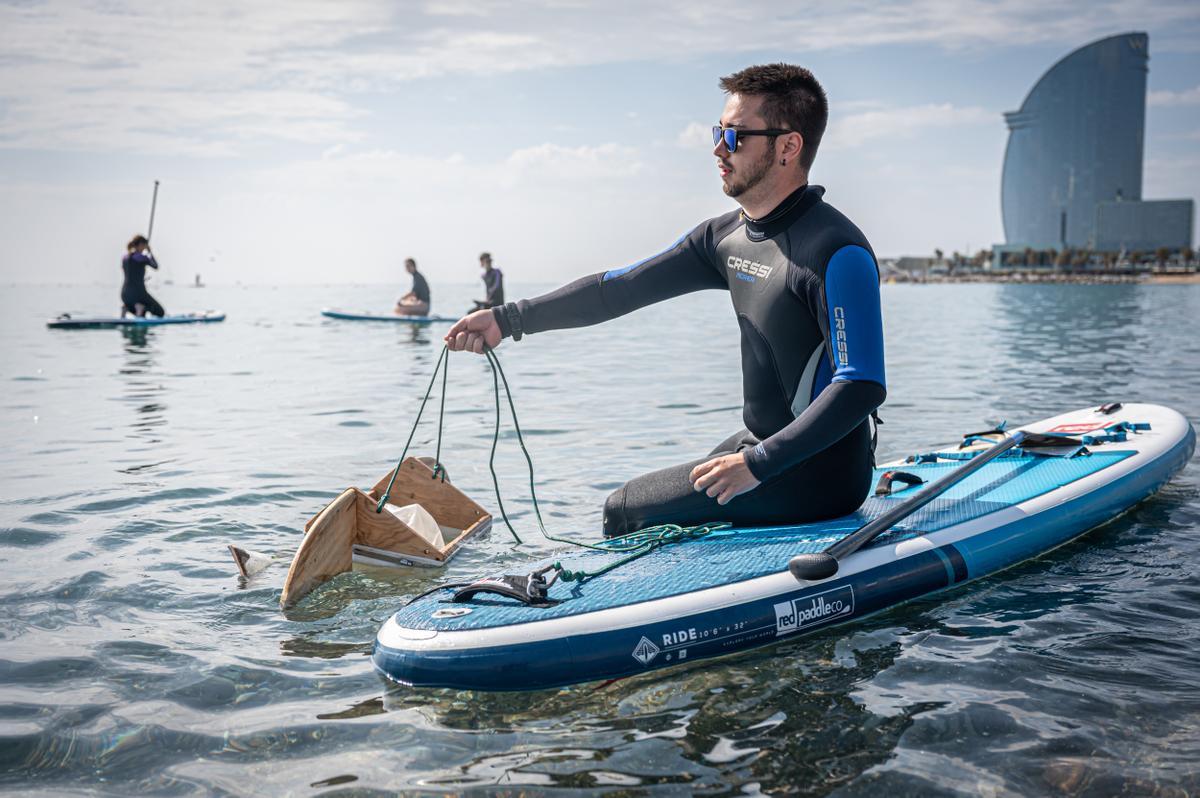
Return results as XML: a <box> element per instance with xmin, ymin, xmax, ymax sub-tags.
<box><xmin>1148</xmin><ymin>85</ymin><xmax>1200</xmax><ymax>106</ymax></box>
<box><xmin>251</xmin><ymin>141</ymin><xmax>640</xmax><ymax>193</ymax></box>
<box><xmin>827</xmin><ymin>103</ymin><xmax>994</xmax><ymax>149</ymax></box>
<box><xmin>677</xmin><ymin>122</ymin><xmax>713</xmax><ymax>150</ymax></box>
<box><xmin>0</xmin><ymin>1</ymin><xmax>384</xmax><ymax>155</ymax></box>
<box><xmin>505</xmin><ymin>142</ymin><xmax>642</xmax><ymax>182</ymax></box>
<box><xmin>2</xmin><ymin>0</ymin><xmax>1198</xmax><ymax>156</ymax></box>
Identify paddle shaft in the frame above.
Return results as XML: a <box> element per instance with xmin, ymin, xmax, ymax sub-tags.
<box><xmin>825</xmin><ymin>430</ymin><xmax>1027</xmax><ymax>561</ymax></box>
<box><xmin>147</xmin><ymin>180</ymin><xmax>160</xmax><ymax>242</ymax></box>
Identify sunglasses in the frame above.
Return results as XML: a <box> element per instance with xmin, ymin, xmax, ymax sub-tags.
<box><xmin>713</xmin><ymin>126</ymin><xmax>795</xmax><ymax>153</ymax></box>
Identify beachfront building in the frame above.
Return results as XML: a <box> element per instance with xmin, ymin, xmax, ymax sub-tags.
<box><xmin>996</xmin><ymin>32</ymin><xmax>1194</xmax><ymax>265</ymax></box>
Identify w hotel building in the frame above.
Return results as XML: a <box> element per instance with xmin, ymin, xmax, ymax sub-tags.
<box><xmin>999</xmin><ymin>32</ymin><xmax>1193</xmax><ymax>255</ymax></box>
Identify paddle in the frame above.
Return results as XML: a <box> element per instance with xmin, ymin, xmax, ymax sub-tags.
<box><xmin>788</xmin><ymin>430</ymin><xmax>1027</xmax><ymax>581</ymax></box>
<box><xmin>147</xmin><ymin>180</ymin><xmax>160</xmax><ymax>242</ymax></box>
<box><xmin>144</xmin><ymin>180</ymin><xmax>161</xmax><ymax>287</ymax></box>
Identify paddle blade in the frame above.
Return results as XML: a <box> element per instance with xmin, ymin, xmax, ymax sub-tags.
<box><xmin>788</xmin><ymin>552</ymin><xmax>839</xmax><ymax>581</ymax></box>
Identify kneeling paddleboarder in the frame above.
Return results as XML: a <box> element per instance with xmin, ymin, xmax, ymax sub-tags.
<box><xmin>445</xmin><ymin>64</ymin><xmax>886</xmax><ymax>536</ymax></box>
<box><xmin>121</xmin><ymin>235</ymin><xmax>165</xmax><ymax>318</ymax></box>
<box><xmin>395</xmin><ymin>257</ymin><xmax>431</xmax><ymax>316</ymax></box>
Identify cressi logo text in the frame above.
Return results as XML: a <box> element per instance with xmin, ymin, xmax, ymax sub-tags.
<box><xmin>833</xmin><ymin>307</ymin><xmax>848</xmax><ymax>366</ymax></box>
<box><xmin>727</xmin><ymin>256</ymin><xmax>773</xmax><ymax>282</ymax></box>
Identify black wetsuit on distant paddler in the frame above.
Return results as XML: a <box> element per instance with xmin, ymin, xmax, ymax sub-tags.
<box><xmin>121</xmin><ymin>250</ymin><xmax>165</xmax><ymax>317</ymax></box>
<box><xmin>491</xmin><ymin>185</ymin><xmax>887</xmax><ymax>536</ymax></box>
<box><xmin>411</xmin><ymin>270</ymin><xmax>431</xmax><ymax>305</ymax></box>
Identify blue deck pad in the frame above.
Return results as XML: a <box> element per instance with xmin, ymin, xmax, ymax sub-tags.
<box><xmin>394</xmin><ymin>451</ymin><xmax>1133</xmax><ymax>632</ymax></box>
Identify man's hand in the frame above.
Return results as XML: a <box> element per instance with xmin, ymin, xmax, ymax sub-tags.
<box><xmin>445</xmin><ymin>309</ymin><xmax>502</xmax><ymax>354</ymax></box>
<box><xmin>690</xmin><ymin>452</ymin><xmax>761</xmax><ymax>505</ymax></box>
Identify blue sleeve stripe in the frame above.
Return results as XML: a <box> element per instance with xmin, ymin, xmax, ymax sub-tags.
<box><xmin>824</xmin><ymin>245</ymin><xmax>886</xmax><ymax>388</ymax></box>
<box><xmin>602</xmin><ymin>230</ymin><xmax>690</xmax><ymax>282</ymax></box>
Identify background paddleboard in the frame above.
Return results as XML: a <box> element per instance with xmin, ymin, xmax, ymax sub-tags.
<box><xmin>47</xmin><ymin>311</ymin><xmax>226</xmax><ymax>329</ymax></box>
<box><xmin>321</xmin><ymin>309</ymin><xmax>456</xmax><ymax>323</ymax></box>
<box><xmin>373</xmin><ymin>402</ymin><xmax>1194</xmax><ymax>691</ymax></box>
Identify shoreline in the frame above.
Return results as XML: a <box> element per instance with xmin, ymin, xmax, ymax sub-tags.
<box><xmin>885</xmin><ymin>271</ymin><xmax>1200</xmax><ymax>285</ymax></box>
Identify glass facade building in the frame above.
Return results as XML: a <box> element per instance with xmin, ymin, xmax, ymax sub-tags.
<box><xmin>1001</xmin><ymin>32</ymin><xmax>1150</xmax><ymax>250</ymax></box>
<box><xmin>1094</xmin><ymin>199</ymin><xmax>1195</xmax><ymax>252</ymax></box>
<box><xmin>1000</xmin><ymin>32</ymin><xmax>1195</xmax><ymax>256</ymax></box>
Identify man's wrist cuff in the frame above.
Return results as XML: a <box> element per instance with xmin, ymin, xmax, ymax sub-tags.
<box><xmin>742</xmin><ymin>444</ymin><xmax>773</xmax><ymax>482</ymax></box>
<box><xmin>491</xmin><ymin>303</ymin><xmax>524</xmax><ymax>341</ymax></box>
<box><xmin>503</xmin><ymin>303</ymin><xmax>523</xmax><ymax>341</ymax></box>
<box><xmin>491</xmin><ymin>306</ymin><xmax>511</xmax><ymax>339</ymax></box>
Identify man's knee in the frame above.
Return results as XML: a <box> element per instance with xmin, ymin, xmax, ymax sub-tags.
<box><xmin>602</xmin><ymin>486</ymin><xmax>627</xmax><ymax>538</ymax></box>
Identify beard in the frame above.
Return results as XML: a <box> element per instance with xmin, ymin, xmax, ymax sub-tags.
<box><xmin>721</xmin><ymin>145</ymin><xmax>775</xmax><ymax>198</ymax></box>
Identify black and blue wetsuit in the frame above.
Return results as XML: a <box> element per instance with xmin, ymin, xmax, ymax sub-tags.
<box><xmin>121</xmin><ymin>251</ymin><xmax>165</xmax><ymax>317</ymax></box>
<box><xmin>492</xmin><ymin>185</ymin><xmax>886</xmax><ymax>536</ymax></box>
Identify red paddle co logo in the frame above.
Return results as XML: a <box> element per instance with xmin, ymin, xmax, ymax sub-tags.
<box><xmin>774</xmin><ymin>585</ymin><xmax>855</xmax><ymax>635</ymax></box>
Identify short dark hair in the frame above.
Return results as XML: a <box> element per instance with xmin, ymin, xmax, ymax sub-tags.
<box><xmin>719</xmin><ymin>63</ymin><xmax>828</xmax><ymax>171</ymax></box>
<box><xmin>404</xmin><ymin>257</ymin><xmax>416</xmax><ymax>267</ymax></box>
<box><xmin>479</xmin><ymin>252</ymin><xmax>491</xmax><ymax>262</ymax></box>
<box><xmin>127</xmin><ymin>234</ymin><xmax>148</xmax><ymax>250</ymax></box>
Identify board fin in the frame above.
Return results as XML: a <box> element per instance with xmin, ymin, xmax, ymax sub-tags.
<box><xmin>229</xmin><ymin>545</ymin><xmax>272</xmax><ymax>578</ymax></box>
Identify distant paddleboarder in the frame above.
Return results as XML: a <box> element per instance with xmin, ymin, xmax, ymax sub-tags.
<box><xmin>121</xmin><ymin>235</ymin><xmax>165</xmax><ymax>318</ymax></box>
<box><xmin>395</xmin><ymin>258</ymin><xmax>431</xmax><ymax>316</ymax></box>
<box><xmin>471</xmin><ymin>252</ymin><xmax>504</xmax><ymax>311</ymax></box>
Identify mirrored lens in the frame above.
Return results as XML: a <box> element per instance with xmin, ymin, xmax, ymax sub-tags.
<box><xmin>713</xmin><ymin>127</ymin><xmax>739</xmax><ymax>153</ymax></box>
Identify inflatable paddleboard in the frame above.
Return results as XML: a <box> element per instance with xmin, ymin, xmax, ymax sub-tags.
<box><xmin>321</xmin><ymin>309</ymin><xmax>456</xmax><ymax>323</ymax></box>
<box><xmin>373</xmin><ymin>403</ymin><xmax>1194</xmax><ymax>691</ymax></box>
<box><xmin>47</xmin><ymin>311</ymin><xmax>225</xmax><ymax>329</ymax></box>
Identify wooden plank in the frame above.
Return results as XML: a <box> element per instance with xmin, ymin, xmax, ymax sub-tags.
<box><xmin>368</xmin><ymin>457</ymin><xmax>490</xmax><ymax>533</ymax></box>
<box><xmin>280</xmin><ymin>487</ymin><xmax>359</xmax><ymax>609</ymax></box>
<box><xmin>355</xmin><ymin>495</ymin><xmax>444</xmax><ymax>561</ymax></box>
<box><xmin>281</xmin><ymin>458</ymin><xmax>494</xmax><ymax>609</ymax></box>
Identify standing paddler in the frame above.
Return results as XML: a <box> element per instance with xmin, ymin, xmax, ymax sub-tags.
<box><xmin>446</xmin><ymin>64</ymin><xmax>887</xmax><ymax>536</ymax></box>
<box><xmin>470</xmin><ymin>252</ymin><xmax>504</xmax><ymax>311</ymax></box>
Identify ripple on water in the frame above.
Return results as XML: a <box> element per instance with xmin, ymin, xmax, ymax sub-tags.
<box><xmin>1</xmin><ymin>284</ymin><xmax>1199</xmax><ymax>794</ymax></box>
<box><xmin>0</xmin><ymin>528</ymin><xmax>64</xmax><ymax>547</ymax></box>
<box><xmin>70</xmin><ymin>486</ymin><xmax>225</xmax><ymax>514</ymax></box>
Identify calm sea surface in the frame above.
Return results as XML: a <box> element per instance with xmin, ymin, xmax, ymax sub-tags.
<box><xmin>1</xmin><ymin>281</ymin><xmax>1198</xmax><ymax>796</ymax></box>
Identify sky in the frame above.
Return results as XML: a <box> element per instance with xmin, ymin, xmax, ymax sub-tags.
<box><xmin>1</xmin><ymin>0</ymin><xmax>1198</xmax><ymax>285</ymax></box>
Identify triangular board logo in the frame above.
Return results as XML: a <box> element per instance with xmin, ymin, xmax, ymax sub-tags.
<box><xmin>631</xmin><ymin>636</ymin><xmax>660</xmax><ymax>666</ymax></box>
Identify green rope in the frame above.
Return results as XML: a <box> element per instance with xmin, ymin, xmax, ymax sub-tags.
<box><xmin>431</xmin><ymin>349</ymin><xmax>449</xmax><ymax>482</ymax></box>
<box><xmin>375</xmin><ymin>346</ymin><xmax>448</xmax><ymax>513</ymax></box>
<box><xmin>549</xmin><ymin>521</ymin><xmax>730</xmax><ymax>583</ymax></box>
<box><xmin>484</xmin><ymin>348</ymin><xmax>522</xmax><ymax>544</ymax></box>
<box><xmin>480</xmin><ymin>347</ymin><xmax>725</xmax><ymax>570</ymax></box>
<box><xmin>380</xmin><ymin>344</ymin><xmax>725</xmax><ymax>576</ymax></box>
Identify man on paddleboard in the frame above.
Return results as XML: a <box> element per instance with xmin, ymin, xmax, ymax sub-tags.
<box><xmin>446</xmin><ymin>64</ymin><xmax>886</xmax><ymax>536</ymax></box>
<box><xmin>395</xmin><ymin>258</ymin><xmax>431</xmax><ymax>317</ymax></box>
<box><xmin>471</xmin><ymin>252</ymin><xmax>505</xmax><ymax>311</ymax></box>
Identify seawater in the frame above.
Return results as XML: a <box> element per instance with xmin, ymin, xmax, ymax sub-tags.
<box><xmin>1</xmin><ymin>282</ymin><xmax>1198</xmax><ymax>796</ymax></box>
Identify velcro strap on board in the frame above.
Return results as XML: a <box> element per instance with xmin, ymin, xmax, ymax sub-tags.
<box><xmin>1018</xmin><ymin>431</ymin><xmax>1088</xmax><ymax>458</ymax></box>
<box><xmin>874</xmin><ymin>470</ymin><xmax>926</xmax><ymax>496</ymax></box>
<box><xmin>452</xmin><ymin>574</ymin><xmax>558</xmax><ymax>606</ymax></box>
<box><xmin>959</xmin><ymin>423</ymin><xmax>1007</xmax><ymax>449</ymax></box>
